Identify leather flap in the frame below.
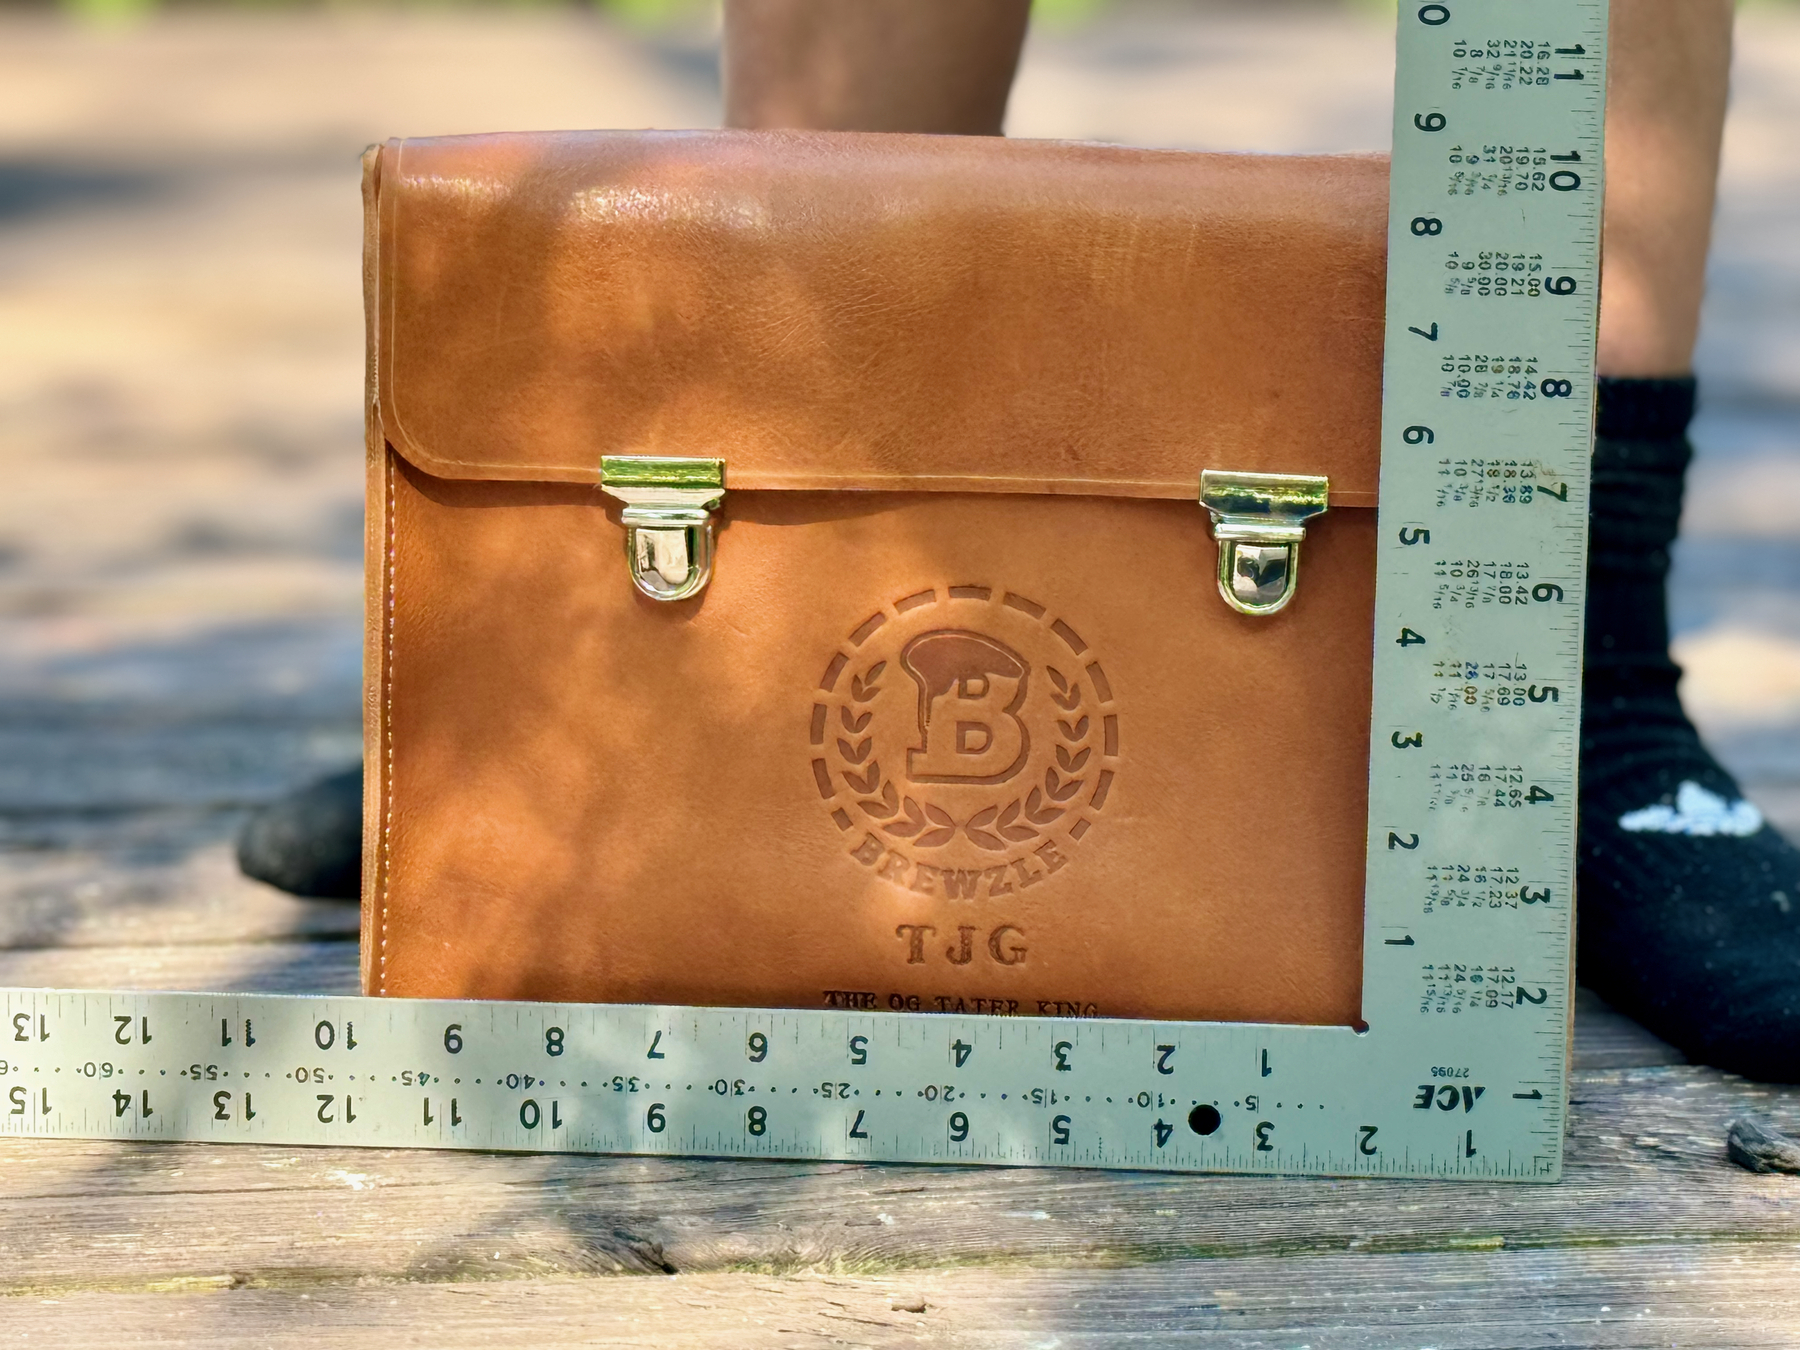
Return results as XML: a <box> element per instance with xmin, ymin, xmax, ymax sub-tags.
<box><xmin>374</xmin><ymin>131</ymin><xmax>1387</xmax><ymax>505</ymax></box>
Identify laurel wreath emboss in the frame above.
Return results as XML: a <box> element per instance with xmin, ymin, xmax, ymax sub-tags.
<box><xmin>836</xmin><ymin>661</ymin><xmax>1090</xmax><ymax>852</ymax></box>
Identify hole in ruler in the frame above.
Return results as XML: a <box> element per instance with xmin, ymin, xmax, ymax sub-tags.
<box><xmin>1352</xmin><ymin>1020</ymin><xmax>1370</xmax><ymax>1035</ymax></box>
<box><xmin>1187</xmin><ymin>1104</ymin><xmax>1222</xmax><ymax>1137</ymax></box>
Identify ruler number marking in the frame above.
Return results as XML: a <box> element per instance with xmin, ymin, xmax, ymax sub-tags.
<box><xmin>519</xmin><ymin>1099</ymin><xmax>562</xmax><ymax>1131</ymax></box>
<box><xmin>114</xmin><ymin>1088</ymin><xmax>152</xmax><ymax>1119</ymax></box>
<box><xmin>314</xmin><ymin>1020</ymin><xmax>355</xmax><ymax>1052</ymax></box>
<box><xmin>9</xmin><ymin>1086</ymin><xmax>50</xmax><ymax>1117</ymax></box>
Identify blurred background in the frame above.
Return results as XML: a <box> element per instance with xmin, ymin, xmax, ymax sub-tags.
<box><xmin>0</xmin><ymin>0</ymin><xmax>1795</xmax><ymax>956</ymax></box>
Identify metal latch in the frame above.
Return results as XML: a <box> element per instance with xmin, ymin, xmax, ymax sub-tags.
<box><xmin>1199</xmin><ymin>470</ymin><xmax>1330</xmax><ymax>617</ymax></box>
<box><xmin>600</xmin><ymin>456</ymin><xmax>725</xmax><ymax>602</ymax></box>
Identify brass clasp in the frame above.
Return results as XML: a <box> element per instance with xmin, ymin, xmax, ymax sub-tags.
<box><xmin>1199</xmin><ymin>470</ymin><xmax>1330</xmax><ymax>617</ymax></box>
<box><xmin>600</xmin><ymin>456</ymin><xmax>726</xmax><ymax>602</ymax></box>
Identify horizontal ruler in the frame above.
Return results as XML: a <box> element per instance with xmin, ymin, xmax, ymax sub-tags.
<box><xmin>2</xmin><ymin>988</ymin><xmax>1553</xmax><ymax>1177</ymax></box>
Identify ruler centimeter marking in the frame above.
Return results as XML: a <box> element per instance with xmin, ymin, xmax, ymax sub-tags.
<box><xmin>0</xmin><ymin>0</ymin><xmax>1605</xmax><ymax>1179</ymax></box>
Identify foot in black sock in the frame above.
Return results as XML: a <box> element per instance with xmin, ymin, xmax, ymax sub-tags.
<box><xmin>1578</xmin><ymin>377</ymin><xmax>1800</xmax><ymax>1081</ymax></box>
<box><xmin>236</xmin><ymin>766</ymin><xmax>363</xmax><ymax>901</ymax></box>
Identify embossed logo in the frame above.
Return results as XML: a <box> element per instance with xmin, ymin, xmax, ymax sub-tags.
<box><xmin>810</xmin><ymin>587</ymin><xmax>1120</xmax><ymax>896</ymax></box>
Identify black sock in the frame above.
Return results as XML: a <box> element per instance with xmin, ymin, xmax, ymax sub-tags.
<box><xmin>1578</xmin><ymin>377</ymin><xmax>1800</xmax><ymax>1080</ymax></box>
<box><xmin>237</xmin><ymin>766</ymin><xmax>363</xmax><ymax>901</ymax></box>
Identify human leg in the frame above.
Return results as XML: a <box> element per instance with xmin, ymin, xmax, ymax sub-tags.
<box><xmin>1597</xmin><ymin>0</ymin><xmax>1733</xmax><ymax>378</ymax></box>
<box><xmin>722</xmin><ymin>0</ymin><xmax>1030</xmax><ymax>135</ymax></box>
<box><xmin>1578</xmin><ymin>0</ymin><xmax>1800</xmax><ymax>1079</ymax></box>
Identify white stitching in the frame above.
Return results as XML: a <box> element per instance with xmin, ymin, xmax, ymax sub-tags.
<box><xmin>380</xmin><ymin>449</ymin><xmax>396</xmax><ymax>993</ymax></box>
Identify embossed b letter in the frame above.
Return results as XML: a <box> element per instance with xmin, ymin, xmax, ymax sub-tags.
<box><xmin>900</xmin><ymin>630</ymin><xmax>1030</xmax><ymax>786</ymax></box>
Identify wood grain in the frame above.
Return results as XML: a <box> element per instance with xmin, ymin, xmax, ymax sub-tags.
<box><xmin>0</xmin><ymin>837</ymin><xmax>360</xmax><ymax>951</ymax></box>
<box><xmin>0</xmin><ymin>1065</ymin><xmax>1794</xmax><ymax>1294</ymax></box>
<box><xmin>7</xmin><ymin>1245</ymin><xmax>1800</xmax><ymax>1347</ymax></box>
<box><xmin>0</xmin><ymin>938</ymin><xmax>359</xmax><ymax>994</ymax></box>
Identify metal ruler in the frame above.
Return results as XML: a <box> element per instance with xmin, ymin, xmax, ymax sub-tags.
<box><xmin>0</xmin><ymin>0</ymin><xmax>1605</xmax><ymax>1179</ymax></box>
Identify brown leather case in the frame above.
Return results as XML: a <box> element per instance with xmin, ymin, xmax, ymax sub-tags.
<box><xmin>363</xmin><ymin>130</ymin><xmax>1388</xmax><ymax>1026</ymax></box>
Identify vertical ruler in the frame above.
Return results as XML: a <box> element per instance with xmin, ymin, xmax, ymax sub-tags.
<box><xmin>1362</xmin><ymin>0</ymin><xmax>1606</xmax><ymax>1161</ymax></box>
<box><xmin>0</xmin><ymin>2</ymin><xmax>1607</xmax><ymax>1179</ymax></box>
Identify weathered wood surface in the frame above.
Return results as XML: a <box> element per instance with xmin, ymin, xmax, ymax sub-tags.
<box><xmin>7</xmin><ymin>1246</ymin><xmax>1800</xmax><ymax>1349</ymax></box>
<box><xmin>2</xmin><ymin>9</ymin><xmax>1799</xmax><ymax>1346</ymax></box>
<box><xmin>2</xmin><ymin>1056</ymin><xmax>1791</xmax><ymax>1294</ymax></box>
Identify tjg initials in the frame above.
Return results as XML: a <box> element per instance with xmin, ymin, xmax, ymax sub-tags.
<box><xmin>901</xmin><ymin>631</ymin><xmax>1030</xmax><ymax>786</ymax></box>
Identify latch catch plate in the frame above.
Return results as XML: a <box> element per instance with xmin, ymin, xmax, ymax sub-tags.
<box><xmin>600</xmin><ymin>456</ymin><xmax>726</xmax><ymax>602</ymax></box>
<box><xmin>1200</xmin><ymin>470</ymin><xmax>1330</xmax><ymax>617</ymax></box>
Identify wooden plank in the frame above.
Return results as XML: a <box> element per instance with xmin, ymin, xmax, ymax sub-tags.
<box><xmin>0</xmin><ymin>937</ymin><xmax>358</xmax><ymax>994</ymax></box>
<box><xmin>0</xmin><ymin>835</ymin><xmax>360</xmax><ymax>950</ymax></box>
<box><xmin>0</xmin><ymin>1065</ymin><xmax>1790</xmax><ymax>1292</ymax></box>
<box><xmin>8</xmin><ymin>1244</ymin><xmax>1800</xmax><ymax>1347</ymax></box>
<box><xmin>1571</xmin><ymin>985</ymin><xmax>1686</xmax><ymax>1068</ymax></box>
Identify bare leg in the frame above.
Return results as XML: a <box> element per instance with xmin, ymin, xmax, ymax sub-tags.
<box><xmin>1598</xmin><ymin>0</ymin><xmax>1734</xmax><ymax>376</ymax></box>
<box><xmin>721</xmin><ymin>0</ymin><xmax>1030</xmax><ymax>136</ymax></box>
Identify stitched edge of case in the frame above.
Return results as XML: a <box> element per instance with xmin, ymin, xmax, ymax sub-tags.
<box><xmin>379</xmin><ymin>447</ymin><xmax>395</xmax><ymax>995</ymax></box>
